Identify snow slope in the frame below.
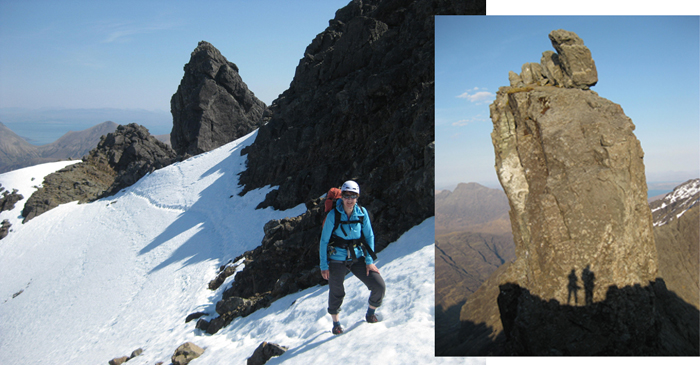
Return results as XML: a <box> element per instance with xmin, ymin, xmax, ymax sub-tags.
<box><xmin>0</xmin><ymin>131</ymin><xmax>480</xmax><ymax>365</ymax></box>
<box><xmin>651</xmin><ymin>178</ymin><xmax>700</xmax><ymax>227</ymax></box>
<box><xmin>0</xmin><ymin>159</ymin><xmax>80</xmax><ymax>228</ymax></box>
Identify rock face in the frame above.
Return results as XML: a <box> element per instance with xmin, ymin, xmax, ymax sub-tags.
<box><xmin>170</xmin><ymin>41</ymin><xmax>267</xmax><ymax>156</ymax></box>
<box><xmin>453</xmin><ymin>29</ymin><xmax>698</xmax><ymax>356</ymax></box>
<box><xmin>489</xmin><ymin>29</ymin><xmax>656</xmax><ymax>304</ymax></box>
<box><xmin>490</xmin><ymin>84</ymin><xmax>658</xmax><ymax>303</ymax></box>
<box><xmin>240</xmin><ymin>0</ymin><xmax>484</xmax><ymax>239</ymax></box>
<box><xmin>22</xmin><ymin>124</ymin><xmax>177</xmax><ymax>222</ymax></box>
<box><xmin>202</xmin><ymin>0</ymin><xmax>485</xmax><ymax>333</ymax></box>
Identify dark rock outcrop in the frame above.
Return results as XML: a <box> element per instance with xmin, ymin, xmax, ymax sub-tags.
<box><xmin>0</xmin><ymin>184</ymin><xmax>21</xmax><ymax>238</ymax></box>
<box><xmin>184</xmin><ymin>311</ymin><xmax>208</xmax><ymax>323</ymax></box>
<box><xmin>170</xmin><ymin>41</ymin><xmax>267</xmax><ymax>156</ymax></box>
<box><xmin>90</xmin><ymin>124</ymin><xmax>177</xmax><ymax>197</ymax></box>
<box><xmin>0</xmin><ymin>219</ymin><xmax>11</xmax><ymax>240</ymax></box>
<box><xmin>453</xmin><ymin>29</ymin><xmax>698</xmax><ymax>356</ymax></box>
<box><xmin>204</xmin><ymin>201</ymin><xmax>326</xmax><ymax>333</ymax></box>
<box><xmin>247</xmin><ymin>342</ymin><xmax>288</xmax><ymax>365</ymax></box>
<box><xmin>208</xmin><ymin>260</ymin><xmax>239</xmax><ymax>290</ymax></box>
<box><xmin>240</xmin><ymin>0</ymin><xmax>484</xmax><ymax>241</ymax></box>
<box><xmin>108</xmin><ymin>356</ymin><xmax>129</xmax><ymax>365</ymax></box>
<box><xmin>0</xmin><ymin>185</ymin><xmax>23</xmax><ymax>212</ymax></box>
<box><xmin>22</xmin><ymin>124</ymin><xmax>177</xmax><ymax>222</ymax></box>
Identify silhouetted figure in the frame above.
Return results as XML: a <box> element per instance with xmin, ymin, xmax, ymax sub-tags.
<box><xmin>567</xmin><ymin>269</ymin><xmax>580</xmax><ymax>305</ymax></box>
<box><xmin>582</xmin><ymin>265</ymin><xmax>595</xmax><ymax>306</ymax></box>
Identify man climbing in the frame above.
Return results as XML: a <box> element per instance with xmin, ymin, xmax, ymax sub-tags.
<box><xmin>319</xmin><ymin>180</ymin><xmax>385</xmax><ymax>335</ymax></box>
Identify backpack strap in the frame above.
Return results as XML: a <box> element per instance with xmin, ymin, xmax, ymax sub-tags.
<box><xmin>328</xmin><ymin>205</ymin><xmax>377</xmax><ymax>261</ymax></box>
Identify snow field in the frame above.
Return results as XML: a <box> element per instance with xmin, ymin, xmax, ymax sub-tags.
<box><xmin>0</xmin><ymin>131</ymin><xmax>483</xmax><ymax>365</ymax></box>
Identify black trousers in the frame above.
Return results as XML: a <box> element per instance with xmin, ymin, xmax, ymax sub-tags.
<box><xmin>327</xmin><ymin>259</ymin><xmax>385</xmax><ymax>315</ymax></box>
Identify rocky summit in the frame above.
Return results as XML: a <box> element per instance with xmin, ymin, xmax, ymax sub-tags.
<box><xmin>453</xmin><ymin>29</ymin><xmax>698</xmax><ymax>356</ymax></box>
<box><xmin>490</xmin><ymin>86</ymin><xmax>657</xmax><ymax>304</ymax></box>
<box><xmin>511</xmin><ymin>29</ymin><xmax>597</xmax><ymax>90</ymax></box>
<box><xmin>170</xmin><ymin>41</ymin><xmax>267</xmax><ymax>156</ymax></box>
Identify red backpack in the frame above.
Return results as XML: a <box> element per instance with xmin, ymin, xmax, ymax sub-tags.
<box><xmin>322</xmin><ymin>187</ymin><xmax>343</xmax><ymax>226</ymax></box>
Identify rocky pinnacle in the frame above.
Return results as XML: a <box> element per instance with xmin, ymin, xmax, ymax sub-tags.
<box><xmin>490</xmin><ymin>29</ymin><xmax>658</xmax><ymax>305</ymax></box>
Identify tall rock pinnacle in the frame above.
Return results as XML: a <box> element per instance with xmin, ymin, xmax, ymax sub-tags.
<box><xmin>170</xmin><ymin>41</ymin><xmax>267</xmax><ymax>156</ymax></box>
<box><xmin>454</xmin><ymin>29</ymin><xmax>697</xmax><ymax>356</ymax></box>
<box><xmin>490</xmin><ymin>29</ymin><xmax>657</xmax><ymax>306</ymax></box>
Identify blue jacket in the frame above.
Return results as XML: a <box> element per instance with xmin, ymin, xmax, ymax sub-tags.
<box><xmin>319</xmin><ymin>199</ymin><xmax>375</xmax><ymax>271</ymax></box>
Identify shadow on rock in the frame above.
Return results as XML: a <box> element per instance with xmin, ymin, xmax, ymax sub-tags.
<box><xmin>496</xmin><ymin>278</ymin><xmax>699</xmax><ymax>355</ymax></box>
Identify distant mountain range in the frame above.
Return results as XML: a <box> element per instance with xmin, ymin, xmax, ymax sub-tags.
<box><xmin>651</xmin><ymin>179</ymin><xmax>699</xmax><ymax>308</ymax></box>
<box><xmin>0</xmin><ymin>121</ymin><xmax>118</xmax><ymax>173</ymax></box>
<box><xmin>0</xmin><ymin>107</ymin><xmax>172</xmax><ymax>145</ymax></box>
<box><xmin>435</xmin><ymin>182</ymin><xmax>511</xmax><ymax>235</ymax></box>
<box><xmin>435</xmin><ymin>179</ymin><xmax>700</xmax><ymax>354</ymax></box>
<box><xmin>435</xmin><ymin>182</ymin><xmax>515</xmax><ymax>351</ymax></box>
<box><xmin>438</xmin><ymin>179</ymin><xmax>699</xmax><ymax>355</ymax></box>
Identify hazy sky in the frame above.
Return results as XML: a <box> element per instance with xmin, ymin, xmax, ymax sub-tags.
<box><xmin>0</xmin><ymin>0</ymin><xmax>349</xmax><ymax>135</ymax></box>
<box><xmin>436</xmin><ymin>15</ymin><xmax>700</xmax><ymax>190</ymax></box>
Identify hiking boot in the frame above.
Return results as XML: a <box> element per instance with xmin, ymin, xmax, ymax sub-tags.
<box><xmin>332</xmin><ymin>324</ymin><xmax>343</xmax><ymax>335</ymax></box>
<box><xmin>365</xmin><ymin>314</ymin><xmax>379</xmax><ymax>323</ymax></box>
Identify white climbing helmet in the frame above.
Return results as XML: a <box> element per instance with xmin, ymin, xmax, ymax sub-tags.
<box><xmin>341</xmin><ymin>180</ymin><xmax>360</xmax><ymax>195</ymax></box>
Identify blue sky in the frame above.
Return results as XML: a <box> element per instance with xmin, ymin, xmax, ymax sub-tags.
<box><xmin>436</xmin><ymin>16</ymin><xmax>700</xmax><ymax>190</ymax></box>
<box><xmin>0</xmin><ymin>0</ymin><xmax>349</xmax><ymax>137</ymax></box>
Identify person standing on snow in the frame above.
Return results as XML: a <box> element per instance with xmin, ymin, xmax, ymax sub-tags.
<box><xmin>319</xmin><ymin>180</ymin><xmax>385</xmax><ymax>335</ymax></box>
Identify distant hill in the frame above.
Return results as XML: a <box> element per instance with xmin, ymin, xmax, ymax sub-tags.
<box><xmin>651</xmin><ymin>178</ymin><xmax>699</xmax><ymax>308</ymax></box>
<box><xmin>0</xmin><ymin>122</ymin><xmax>42</xmax><ymax>170</ymax></box>
<box><xmin>0</xmin><ymin>121</ymin><xmax>118</xmax><ymax>173</ymax></box>
<box><xmin>435</xmin><ymin>182</ymin><xmax>511</xmax><ymax>235</ymax></box>
<box><xmin>435</xmin><ymin>182</ymin><xmax>515</xmax><ymax>352</ymax></box>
